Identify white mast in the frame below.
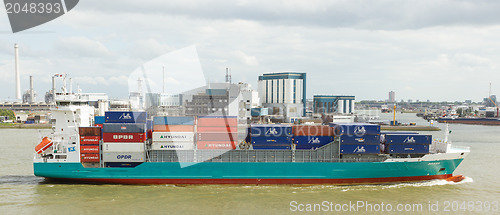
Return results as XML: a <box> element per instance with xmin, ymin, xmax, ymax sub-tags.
<box><xmin>15</xmin><ymin>44</ymin><xmax>21</xmax><ymax>100</ymax></box>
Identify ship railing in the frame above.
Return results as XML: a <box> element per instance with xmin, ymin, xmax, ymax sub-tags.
<box><xmin>449</xmin><ymin>145</ymin><xmax>470</xmax><ymax>153</ymax></box>
<box><xmin>148</xmin><ymin>149</ymin><xmax>386</xmax><ymax>163</ymax></box>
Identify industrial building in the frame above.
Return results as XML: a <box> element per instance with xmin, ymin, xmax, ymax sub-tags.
<box><xmin>22</xmin><ymin>76</ymin><xmax>37</xmax><ymax>103</ymax></box>
<box><xmin>313</xmin><ymin>95</ymin><xmax>355</xmax><ymax>114</ymax></box>
<box><xmin>237</xmin><ymin>82</ymin><xmax>261</xmax><ymax>122</ymax></box>
<box><xmin>185</xmin><ymin>89</ymin><xmax>229</xmax><ymax>116</ymax></box>
<box><xmin>388</xmin><ymin>91</ymin><xmax>395</xmax><ymax>103</ymax></box>
<box><xmin>184</xmin><ymin>83</ymin><xmax>240</xmax><ymax>117</ymax></box>
<box><xmin>145</xmin><ymin>93</ymin><xmax>183</xmax><ymax>108</ymax></box>
<box><xmin>258</xmin><ymin>72</ymin><xmax>306</xmax><ymax>119</ymax></box>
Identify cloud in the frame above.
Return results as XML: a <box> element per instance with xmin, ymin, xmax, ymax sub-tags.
<box><xmin>235</xmin><ymin>50</ymin><xmax>258</xmax><ymax>66</ymax></box>
<box><xmin>73</xmin><ymin>0</ymin><xmax>500</xmax><ymax>30</ymax></box>
<box><xmin>1</xmin><ymin>1</ymin><xmax>500</xmax><ymax>102</ymax></box>
<box><xmin>54</xmin><ymin>36</ymin><xmax>111</xmax><ymax>58</ymax></box>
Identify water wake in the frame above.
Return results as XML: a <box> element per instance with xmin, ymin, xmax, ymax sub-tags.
<box><xmin>0</xmin><ymin>175</ymin><xmax>45</xmax><ymax>185</ymax></box>
<box><xmin>380</xmin><ymin>176</ymin><xmax>474</xmax><ymax>189</ymax></box>
<box><xmin>335</xmin><ymin>176</ymin><xmax>474</xmax><ymax>192</ymax></box>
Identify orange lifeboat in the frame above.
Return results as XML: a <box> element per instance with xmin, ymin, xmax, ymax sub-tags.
<box><xmin>446</xmin><ymin>175</ymin><xmax>465</xmax><ymax>183</ymax></box>
<box><xmin>35</xmin><ymin>137</ymin><xmax>53</xmax><ymax>154</ymax></box>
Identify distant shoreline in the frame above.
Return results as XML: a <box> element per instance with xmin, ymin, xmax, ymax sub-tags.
<box><xmin>381</xmin><ymin>125</ymin><xmax>441</xmax><ymax>131</ymax></box>
<box><xmin>0</xmin><ymin>123</ymin><xmax>51</xmax><ymax>129</ymax></box>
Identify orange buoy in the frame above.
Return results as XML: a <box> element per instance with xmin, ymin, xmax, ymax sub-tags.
<box><xmin>35</xmin><ymin>137</ymin><xmax>53</xmax><ymax>154</ymax></box>
<box><xmin>446</xmin><ymin>175</ymin><xmax>465</xmax><ymax>183</ymax></box>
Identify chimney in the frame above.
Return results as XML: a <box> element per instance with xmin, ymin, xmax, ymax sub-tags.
<box><xmin>15</xmin><ymin>44</ymin><xmax>21</xmax><ymax>100</ymax></box>
<box><xmin>52</xmin><ymin>76</ymin><xmax>56</xmax><ymax>94</ymax></box>
<box><xmin>69</xmin><ymin>78</ymin><xmax>72</xmax><ymax>94</ymax></box>
<box><xmin>29</xmin><ymin>75</ymin><xmax>34</xmax><ymax>102</ymax></box>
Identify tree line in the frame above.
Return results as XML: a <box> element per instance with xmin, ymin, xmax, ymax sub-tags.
<box><xmin>0</xmin><ymin>109</ymin><xmax>16</xmax><ymax>120</ymax></box>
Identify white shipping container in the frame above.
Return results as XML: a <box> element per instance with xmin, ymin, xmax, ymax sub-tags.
<box><xmin>103</xmin><ymin>142</ymin><xmax>145</xmax><ymax>152</ymax></box>
<box><xmin>152</xmin><ymin>132</ymin><xmax>195</xmax><ymax>142</ymax></box>
<box><xmin>151</xmin><ymin>142</ymin><xmax>194</xmax><ymax>150</ymax></box>
<box><xmin>102</xmin><ymin>152</ymin><xmax>145</xmax><ymax>162</ymax></box>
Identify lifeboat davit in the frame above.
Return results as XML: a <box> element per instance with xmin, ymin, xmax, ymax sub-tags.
<box><xmin>446</xmin><ymin>175</ymin><xmax>465</xmax><ymax>183</ymax></box>
<box><xmin>35</xmin><ymin>137</ymin><xmax>53</xmax><ymax>154</ymax></box>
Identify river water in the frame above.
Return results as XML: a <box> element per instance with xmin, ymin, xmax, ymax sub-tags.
<box><xmin>0</xmin><ymin>113</ymin><xmax>499</xmax><ymax>214</ymax></box>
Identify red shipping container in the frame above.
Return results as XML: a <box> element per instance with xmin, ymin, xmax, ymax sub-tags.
<box><xmin>81</xmin><ymin>153</ymin><xmax>100</xmax><ymax>162</ymax></box>
<box><xmin>147</xmin><ymin>130</ymin><xmax>153</xmax><ymax>139</ymax></box>
<box><xmin>198</xmin><ymin>118</ymin><xmax>237</xmax><ymax>127</ymax></box>
<box><xmin>197</xmin><ymin>132</ymin><xmax>238</xmax><ymax>141</ymax></box>
<box><xmin>80</xmin><ymin>136</ymin><xmax>100</xmax><ymax>145</ymax></box>
<box><xmin>197</xmin><ymin>126</ymin><xmax>238</xmax><ymax>133</ymax></box>
<box><xmin>79</xmin><ymin>127</ymin><xmax>101</xmax><ymax>136</ymax></box>
<box><xmin>197</xmin><ymin>141</ymin><xmax>236</xmax><ymax>149</ymax></box>
<box><xmin>80</xmin><ymin>145</ymin><xmax>99</xmax><ymax>153</ymax></box>
<box><xmin>153</xmin><ymin>125</ymin><xmax>194</xmax><ymax>132</ymax></box>
<box><xmin>95</xmin><ymin>124</ymin><xmax>103</xmax><ymax>128</ymax></box>
<box><xmin>292</xmin><ymin>125</ymin><xmax>333</xmax><ymax>136</ymax></box>
<box><xmin>102</xmin><ymin>133</ymin><xmax>146</xmax><ymax>143</ymax></box>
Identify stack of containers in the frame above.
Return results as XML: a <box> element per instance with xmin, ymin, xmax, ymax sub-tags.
<box><xmin>79</xmin><ymin>127</ymin><xmax>101</xmax><ymax>163</ymax></box>
<box><xmin>94</xmin><ymin>116</ymin><xmax>105</xmax><ymax>128</ymax></box>
<box><xmin>293</xmin><ymin>125</ymin><xmax>333</xmax><ymax>150</ymax></box>
<box><xmin>251</xmin><ymin>124</ymin><xmax>292</xmax><ymax>150</ymax></box>
<box><xmin>329</xmin><ymin>123</ymin><xmax>381</xmax><ymax>154</ymax></box>
<box><xmin>383</xmin><ymin>133</ymin><xmax>432</xmax><ymax>154</ymax></box>
<box><xmin>102</xmin><ymin>111</ymin><xmax>147</xmax><ymax>167</ymax></box>
<box><xmin>197</xmin><ymin>116</ymin><xmax>238</xmax><ymax>150</ymax></box>
<box><xmin>146</xmin><ymin>119</ymin><xmax>153</xmax><ymax>139</ymax></box>
<box><xmin>152</xmin><ymin>117</ymin><xmax>195</xmax><ymax>150</ymax></box>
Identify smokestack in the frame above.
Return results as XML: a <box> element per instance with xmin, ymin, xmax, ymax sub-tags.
<box><xmin>69</xmin><ymin>78</ymin><xmax>72</xmax><ymax>94</ymax></box>
<box><xmin>29</xmin><ymin>75</ymin><xmax>34</xmax><ymax>102</ymax></box>
<box><xmin>137</xmin><ymin>78</ymin><xmax>142</xmax><ymax>95</ymax></box>
<box><xmin>52</xmin><ymin>76</ymin><xmax>56</xmax><ymax>93</ymax></box>
<box><xmin>15</xmin><ymin>44</ymin><xmax>21</xmax><ymax>100</ymax></box>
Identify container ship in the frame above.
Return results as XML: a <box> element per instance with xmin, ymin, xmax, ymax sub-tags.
<box><xmin>33</xmin><ymin>95</ymin><xmax>469</xmax><ymax>185</ymax></box>
<box><xmin>438</xmin><ymin>117</ymin><xmax>500</xmax><ymax>125</ymax></box>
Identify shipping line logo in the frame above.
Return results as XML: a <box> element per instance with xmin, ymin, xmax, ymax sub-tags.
<box><xmin>4</xmin><ymin>0</ymin><xmax>79</xmax><ymax>33</ymax></box>
<box><xmin>354</xmin><ymin>146</ymin><xmax>366</xmax><ymax>153</ymax></box>
<box><xmin>354</xmin><ymin>126</ymin><xmax>366</xmax><ymax>136</ymax></box>
<box><xmin>266</xmin><ymin>128</ymin><xmax>278</xmax><ymax>135</ymax></box>
<box><xmin>308</xmin><ymin>137</ymin><xmax>321</xmax><ymax>144</ymax></box>
<box><xmin>112</xmin><ymin>135</ymin><xmax>135</xmax><ymax>140</ymax></box>
<box><xmin>119</xmin><ymin>113</ymin><xmax>132</xmax><ymax>120</ymax></box>
<box><xmin>404</xmin><ymin>136</ymin><xmax>416</xmax><ymax>143</ymax></box>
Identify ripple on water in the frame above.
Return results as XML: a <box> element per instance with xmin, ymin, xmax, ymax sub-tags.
<box><xmin>0</xmin><ymin>175</ymin><xmax>45</xmax><ymax>185</ymax></box>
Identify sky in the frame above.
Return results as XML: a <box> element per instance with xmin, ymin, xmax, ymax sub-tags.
<box><xmin>0</xmin><ymin>0</ymin><xmax>499</xmax><ymax>102</ymax></box>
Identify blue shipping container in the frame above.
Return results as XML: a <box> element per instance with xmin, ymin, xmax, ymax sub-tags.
<box><xmin>295</xmin><ymin>143</ymin><xmax>330</xmax><ymax>150</ymax></box>
<box><xmin>95</xmin><ymin>116</ymin><xmax>105</xmax><ymax>124</ymax></box>
<box><xmin>251</xmin><ymin>136</ymin><xmax>292</xmax><ymax>144</ymax></box>
<box><xmin>146</xmin><ymin>119</ymin><xmax>153</xmax><ymax>131</ymax></box>
<box><xmin>105</xmin><ymin>112</ymin><xmax>147</xmax><ymax>123</ymax></box>
<box><xmin>250</xmin><ymin>125</ymin><xmax>292</xmax><ymax>137</ymax></box>
<box><xmin>252</xmin><ymin>144</ymin><xmax>291</xmax><ymax>150</ymax></box>
<box><xmin>153</xmin><ymin>116</ymin><xmax>195</xmax><ymax>125</ymax></box>
<box><xmin>340</xmin><ymin>144</ymin><xmax>380</xmax><ymax>154</ymax></box>
<box><xmin>103</xmin><ymin>123</ymin><xmax>146</xmax><ymax>133</ymax></box>
<box><xmin>295</xmin><ymin>136</ymin><xmax>333</xmax><ymax>145</ymax></box>
<box><xmin>329</xmin><ymin>123</ymin><xmax>380</xmax><ymax>136</ymax></box>
<box><xmin>386</xmin><ymin>144</ymin><xmax>429</xmax><ymax>154</ymax></box>
<box><xmin>385</xmin><ymin>134</ymin><xmax>432</xmax><ymax>145</ymax></box>
<box><xmin>339</xmin><ymin>135</ymin><xmax>380</xmax><ymax>145</ymax></box>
